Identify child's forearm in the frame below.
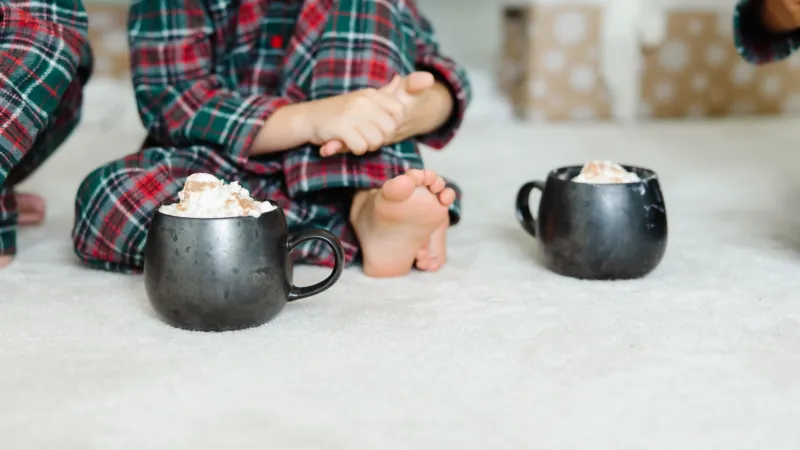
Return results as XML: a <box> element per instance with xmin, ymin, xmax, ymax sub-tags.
<box><xmin>394</xmin><ymin>81</ymin><xmax>453</xmax><ymax>142</ymax></box>
<box><xmin>250</xmin><ymin>103</ymin><xmax>313</xmax><ymax>155</ymax></box>
<box><xmin>252</xmin><ymin>81</ymin><xmax>454</xmax><ymax>155</ymax></box>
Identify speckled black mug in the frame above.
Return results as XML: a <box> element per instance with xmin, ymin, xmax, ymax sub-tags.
<box><xmin>143</xmin><ymin>207</ymin><xmax>344</xmax><ymax>332</ymax></box>
<box><xmin>515</xmin><ymin>165</ymin><xmax>668</xmax><ymax>280</ymax></box>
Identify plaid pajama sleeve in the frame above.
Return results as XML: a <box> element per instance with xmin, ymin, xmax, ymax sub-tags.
<box><xmin>128</xmin><ymin>0</ymin><xmax>292</xmax><ymax>166</ymax></box>
<box><xmin>734</xmin><ymin>0</ymin><xmax>800</xmax><ymax>64</ymax></box>
<box><xmin>0</xmin><ymin>0</ymin><xmax>90</xmax><ymax>255</ymax></box>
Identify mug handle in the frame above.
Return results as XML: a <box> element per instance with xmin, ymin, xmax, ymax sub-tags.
<box><xmin>515</xmin><ymin>181</ymin><xmax>545</xmax><ymax>237</ymax></box>
<box><xmin>286</xmin><ymin>229</ymin><xmax>345</xmax><ymax>302</ymax></box>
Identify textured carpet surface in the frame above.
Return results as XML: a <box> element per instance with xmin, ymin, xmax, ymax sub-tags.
<box><xmin>2</xmin><ymin>112</ymin><xmax>800</xmax><ymax>449</ymax></box>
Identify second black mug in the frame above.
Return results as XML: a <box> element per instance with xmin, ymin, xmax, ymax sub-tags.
<box><xmin>515</xmin><ymin>165</ymin><xmax>668</xmax><ymax>280</ymax></box>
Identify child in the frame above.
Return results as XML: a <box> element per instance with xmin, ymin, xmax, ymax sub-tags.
<box><xmin>72</xmin><ymin>0</ymin><xmax>471</xmax><ymax>278</ymax></box>
<box><xmin>734</xmin><ymin>0</ymin><xmax>800</xmax><ymax>63</ymax></box>
<box><xmin>0</xmin><ymin>0</ymin><xmax>92</xmax><ymax>268</ymax></box>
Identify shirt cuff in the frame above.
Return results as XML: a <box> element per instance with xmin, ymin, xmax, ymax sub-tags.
<box><xmin>227</xmin><ymin>95</ymin><xmax>292</xmax><ymax>162</ymax></box>
<box><xmin>414</xmin><ymin>56</ymin><xmax>471</xmax><ymax>150</ymax></box>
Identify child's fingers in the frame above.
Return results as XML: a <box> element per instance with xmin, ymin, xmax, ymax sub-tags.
<box><xmin>320</xmin><ymin>140</ymin><xmax>344</xmax><ymax>157</ymax></box>
<box><xmin>371</xmin><ymin>110</ymin><xmax>399</xmax><ymax>141</ymax></box>
<box><xmin>365</xmin><ymin>89</ymin><xmax>405</xmax><ymax>122</ymax></box>
<box><xmin>355</xmin><ymin>122</ymin><xmax>384</xmax><ymax>152</ymax></box>
<box><xmin>341</xmin><ymin>127</ymin><xmax>369</xmax><ymax>155</ymax></box>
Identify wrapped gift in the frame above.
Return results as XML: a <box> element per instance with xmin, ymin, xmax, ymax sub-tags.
<box><xmin>500</xmin><ymin>0</ymin><xmax>800</xmax><ymax>121</ymax></box>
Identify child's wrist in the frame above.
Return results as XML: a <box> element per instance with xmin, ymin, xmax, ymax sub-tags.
<box><xmin>402</xmin><ymin>82</ymin><xmax>452</xmax><ymax>138</ymax></box>
<box><xmin>285</xmin><ymin>102</ymin><xmax>316</xmax><ymax>143</ymax></box>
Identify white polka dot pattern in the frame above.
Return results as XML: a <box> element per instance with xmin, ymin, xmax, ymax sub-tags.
<box><xmin>544</xmin><ymin>51</ymin><xmax>566</xmax><ymax>71</ymax></box>
<box><xmin>553</xmin><ymin>12</ymin><xmax>588</xmax><ymax>46</ymax></box>
<box><xmin>659</xmin><ymin>41</ymin><xmax>689</xmax><ymax>72</ymax></box>
<box><xmin>732</xmin><ymin>63</ymin><xmax>755</xmax><ymax>85</ymax></box>
<box><xmin>570</xmin><ymin>66</ymin><xmax>596</xmax><ymax>93</ymax></box>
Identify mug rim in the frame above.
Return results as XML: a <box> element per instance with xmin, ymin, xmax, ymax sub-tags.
<box><xmin>153</xmin><ymin>201</ymin><xmax>282</xmax><ymax>221</ymax></box>
<box><xmin>547</xmin><ymin>164</ymin><xmax>658</xmax><ymax>184</ymax></box>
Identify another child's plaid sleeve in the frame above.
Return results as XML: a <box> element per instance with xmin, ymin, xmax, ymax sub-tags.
<box><xmin>403</xmin><ymin>2</ymin><xmax>471</xmax><ymax>150</ymax></box>
<box><xmin>734</xmin><ymin>0</ymin><xmax>800</xmax><ymax>64</ymax></box>
<box><xmin>128</xmin><ymin>0</ymin><xmax>291</xmax><ymax>164</ymax></box>
<box><xmin>0</xmin><ymin>0</ymin><xmax>88</xmax><ymax>180</ymax></box>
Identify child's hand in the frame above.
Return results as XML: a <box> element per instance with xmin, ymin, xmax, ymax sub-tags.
<box><xmin>763</xmin><ymin>0</ymin><xmax>800</xmax><ymax>32</ymax></box>
<box><xmin>319</xmin><ymin>72</ymin><xmax>437</xmax><ymax>157</ymax></box>
<box><xmin>308</xmin><ymin>78</ymin><xmax>405</xmax><ymax>157</ymax></box>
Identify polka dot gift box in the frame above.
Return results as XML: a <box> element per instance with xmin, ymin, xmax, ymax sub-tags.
<box><xmin>499</xmin><ymin>0</ymin><xmax>800</xmax><ymax>122</ymax></box>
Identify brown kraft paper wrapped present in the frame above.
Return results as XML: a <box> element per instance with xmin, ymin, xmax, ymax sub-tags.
<box><xmin>499</xmin><ymin>0</ymin><xmax>800</xmax><ymax>122</ymax></box>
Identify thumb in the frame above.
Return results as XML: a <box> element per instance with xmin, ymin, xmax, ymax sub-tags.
<box><xmin>404</xmin><ymin>71</ymin><xmax>435</xmax><ymax>94</ymax></box>
<box><xmin>379</xmin><ymin>75</ymin><xmax>403</xmax><ymax>94</ymax></box>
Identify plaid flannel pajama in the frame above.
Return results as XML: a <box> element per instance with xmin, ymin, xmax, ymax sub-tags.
<box><xmin>734</xmin><ymin>0</ymin><xmax>800</xmax><ymax>64</ymax></box>
<box><xmin>0</xmin><ymin>0</ymin><xmax>91</xmax><ymax>256</ymax></box>
<box><xmin>72</xmin><ymin>0</ymin><xmax>471</xmax><ymax>274</ymax></box>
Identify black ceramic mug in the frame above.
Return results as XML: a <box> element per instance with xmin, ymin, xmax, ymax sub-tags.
<box><xmin>143</xmin><ymin>207</ymin><xmax>344</xmax><ymax>332</ymax></box>
<box><xmin>515</xmin><ymin>165</ymin><xmax>667</xmax><ymax>280</ymax></box>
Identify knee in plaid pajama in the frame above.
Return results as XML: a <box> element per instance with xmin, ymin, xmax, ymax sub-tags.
<box><xmin>72</xmin><ymin>147</ymin><xmax>208</xmax><ymax>273</ymax></box>
<box><xmin>72</xmin><ymin>147</ymin><xmax>364</xmax><ymax>273</ymax></box>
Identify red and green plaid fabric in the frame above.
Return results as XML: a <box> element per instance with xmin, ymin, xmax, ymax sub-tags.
<box><xmin>0</xmin><ymin>0</ymin><xmax>92</xmax><ymax>256</ymax></box>
<box><xmin>734</xmin><ymin>0</ymin><xmax>800</xmax><ymax>64</ymax></box>
<box><xmin>73</xmin><ymin>0</ymin><xmax>471</xmax><ymax>273</ymax></box>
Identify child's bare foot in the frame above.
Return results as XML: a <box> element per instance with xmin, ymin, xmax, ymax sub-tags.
<box><xmin>350</xmin><ymin>169</ymin><xmax>451</xmax><ymax>278</ymax></box>
<box><xmin>0</xmin><ymin>255</ymin><xmax>11</xmax><ymax>268</ymax></box>
<box><xmin>17</xmin><ymin>193</ymin><xmax>46</xmax><ymax>225</ymax></box>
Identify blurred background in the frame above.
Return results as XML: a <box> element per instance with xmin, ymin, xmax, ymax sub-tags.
<box><xmin>82</xmin><ymin>0</ymin><xmax>800</xmax><ymax>129</ymax></box>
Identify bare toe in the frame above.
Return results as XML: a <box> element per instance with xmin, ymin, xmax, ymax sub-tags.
<box><xmin>421</xmin><ymin>169</ymin><xmax>438</xmax><ymax>186</ymax></box>
<box><xmin>380</xmin><ymin>174</ymin><xmax>417</xmax><ymax>202</ymax></box>
<box><xmin>430</xmin><ymin>176</ymin><xmax>447</xmax><ymax>194</ymax></box>
<box><xmin>0</xmin><ymin>255</ymin><xmax>13</xmax><ymax>269</ymax></box>
<box><xmin>405</xmin><ymin>169</ymin><xmax>426</xmax><ymax>184</ymax></box>
<box><xmin>438</xmin><ymin>187</ymin><xmax>456</xmax><ymax>207</ymax></box>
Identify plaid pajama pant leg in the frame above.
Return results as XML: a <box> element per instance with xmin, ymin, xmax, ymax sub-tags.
<box><xmin>273</xmin><ymin>0</ymin><xmax>462</xmax><ymax>264</ymax></box>
<box><xmin>0</xmin><ymin>75</ymin><xmax>87</xmax><ymax>256</ymax></box>
<box><xmin>72</xmin><ymin>146</ymin><xmax>234</xmax><ymax>273</ymax></box>
<box><xmin>72</xmin><ymin>146</ymin><xmax>349</xmax><ymax>272</ymax></box>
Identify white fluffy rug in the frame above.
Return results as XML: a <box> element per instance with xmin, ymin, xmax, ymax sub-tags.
<box><xmin>3</xmin><ymin>80</ymin><xmax>800</xmax><ymax>449</ymax></box>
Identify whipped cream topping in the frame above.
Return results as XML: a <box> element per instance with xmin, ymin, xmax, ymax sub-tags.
<box><xmin>572</xmin><ymin>161</ymin><xmax>641</xmax><ymax>184</ymax></box>
<box><xmin>159</xmin><ymin>173</ymin><xmax>276</xmax><ymax>218</ymax></box>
